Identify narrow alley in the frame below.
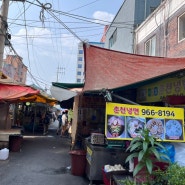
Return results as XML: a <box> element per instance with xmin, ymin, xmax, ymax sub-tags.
<box><xmin>0</xmin><ymin>129</ymin><xmax>89</xmax><ymax>185</ymax></box>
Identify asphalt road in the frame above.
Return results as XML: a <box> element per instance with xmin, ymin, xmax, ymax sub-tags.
<box><xmin>0</xmin><ymin>129</ymin><xmax>90</xmax><ymax>185</ymax></box>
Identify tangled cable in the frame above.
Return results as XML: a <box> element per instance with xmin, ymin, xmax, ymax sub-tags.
<box><xmin>39</xmin><ymin>3</ymin><xmax>52</xmax><ymax>27</ymax></box>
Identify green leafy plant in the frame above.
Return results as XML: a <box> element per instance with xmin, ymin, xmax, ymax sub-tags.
<box><xmin>167</xmin><ymin>163</ymin><xmax>185</xmax><ymax>185</ymax></box>
<box><xmin>117</xmin><ymin>178</ymin><xmax>149</xmax><ymax>185</ymax></box>
<box><xmin>115</xmin><ymin>163</ymin><xmax>185</xmax><ymax>185</ymax></box>
<box><xmin>125</xmin><ymin>128</ymin><xmax>170</xmax><ymax>177</ymax></box>
<box><xmin>118</xmin><ymin>178</ymin><xmax>136</xmax><ymax>185</ymax></box>
<box><xmin>153</xmin><ymin>163</ymin><xmax>185</xmax><ymax>185</ymax></box>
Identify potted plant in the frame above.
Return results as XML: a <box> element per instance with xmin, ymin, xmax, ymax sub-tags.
<box><xmin>125</xmin><ymin>128</ymin><xmax>170</xmax><ymax>183</ymax></box>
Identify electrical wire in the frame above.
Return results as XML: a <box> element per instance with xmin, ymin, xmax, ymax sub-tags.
<box><xmin>8</xmin><ymin>16</ymin><xmax>137</xmax><ymax>26</ymax></box>
<box><xmin>36</xmin><ymin>0</ymin><xmax>83</xmax><ymax>42</ymax></box>
<box><xmin>68</xmin><ymin>0</ymin><xmax>101</xmax><ymax>13</ymax></box>
<box><xmin>49</xmin><ymin>8</ymin><xmax>136</xmax><ymax>27</ymax></box>
<box><xmin>9</xmin><ymin>20</ymin><xmax>105</xmax><ymax>29</ymax></box>
<box><xmin>8</xmin><ymin>0</ymin><xmax>36</xmax><ymax>27</ymax></box>
<box><xmin>23</xmin><ymin>2</ymin><xmax>31</xmax><ymax>72</ymax></box>
<box><xmin>9</xmin><ymin>1</ymin><xmax>135</xmax><ymax>36</ymax></box>
<box><xmin>9</xmin><ymin>20</ymin><xmax>133</xmax><ymax>31</ymax></box>
<box><xmin>7</xmin><ymin>0</ymin><xmax>128</xmax><ymax>88</ymax></box>
<box><xmin>27</xmin><ymin>69</ymin><xmax>47</xmax><ymax>88</ymax></box>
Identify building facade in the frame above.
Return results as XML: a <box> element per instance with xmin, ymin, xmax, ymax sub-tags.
<box><xmin>104</xmin><ymin>0</ymin><xmax>162</xmax><ymax>53</ymax></box>
<box><xmin>76</xmin><ymin>42</ymin><xmax>104</xmax><ymax>83</ymax></box>
<box><xmin>135</xmin><ymin>0</ymin><xmax>185</xmax><ymax>58</ymax></box>
<box><xmin>3</xmin><ymin>55</ymin><xmax>27</xmax><ymax>84</ymax></box>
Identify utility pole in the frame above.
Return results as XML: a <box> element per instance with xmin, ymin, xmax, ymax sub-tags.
<box><xmin>0</xmin><ymin>0</ymin><xmax>25</xmax><ymax>78</ymax></box>
<box><xmin>56</xmin><ymin>66</ymin><xmax>61</xmax><ymax>82</ymax></box>
<box><xmin>0</xmin><ymin>0</ymin><xmax>10</xmax><ymax>77</ymax></box>
<box><xmin>56</xmin><ymin>65</ymin><xmax>65</xmax><ymax>82</ymax></box>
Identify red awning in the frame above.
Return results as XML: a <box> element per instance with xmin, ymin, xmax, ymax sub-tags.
<box><xmin>83</xmin><ymin>44</ymin><xmax>185</xmax><ymax>92</ymax></box>
<box><xmin>0</xmin><ymin>84</ymin><xmax>39</xmax><ymax>102</ymax></box>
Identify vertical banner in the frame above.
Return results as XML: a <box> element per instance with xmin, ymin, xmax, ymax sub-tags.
<box><xmin>105</xmin><ymin>102</ymin><xmax>184</xmax><ymax>142</ymax></box>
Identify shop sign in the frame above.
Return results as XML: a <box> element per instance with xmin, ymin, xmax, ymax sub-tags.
<box><xmin>105</xmin><ymin>102</ymin><xmax>184</xmax><ymax>142</ymax></box>
<box><xmin>137</xmin><ymin>75</ymin><xmax>185</xmax><ymax>103</ymax></box>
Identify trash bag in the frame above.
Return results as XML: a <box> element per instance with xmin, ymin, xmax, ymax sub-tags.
<box><xmin>157</xmin><ymin>142</ymin><xmax>175</xmax><ymax>163</ymax></box>
<box><xmin>0</xmin><ymin>148</ymin><xmax>9</xmax><ymax>160</ymax></box>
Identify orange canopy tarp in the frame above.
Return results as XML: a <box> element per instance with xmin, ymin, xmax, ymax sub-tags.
<box><xmin>19</xmin><ymin>94</ymin><xmax>57</xmax><ymax>106</ymax></box>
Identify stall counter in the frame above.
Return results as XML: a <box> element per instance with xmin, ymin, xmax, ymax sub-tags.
<box><xmin>0</xmin><ymin>129</ymin><xmax>22</xmax><ymax>142</ymax></box>
<box><xmin>85</xmin><ymin>141</ymin><xmax>129</xmax><ymax>184</ymax></box>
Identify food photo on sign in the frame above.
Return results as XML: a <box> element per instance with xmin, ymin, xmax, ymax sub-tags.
<box><xmin>126</xmin><ymin>117</ymin><xmax>145</xmax><ymax>138</ymax></box>
<box><xmin>106</xmin><ymin>115</ymin><xmax>125</xmax><ymax>138</ymax></box>
<box><xmin>165</xmin><ymin>119</ymin><xmax>183</xmax><ymax>140</ymax></box>
<box><xmin>146</xmin><ymin>118</ymin><xmax>165</xmax><ymax>139</ymax></box>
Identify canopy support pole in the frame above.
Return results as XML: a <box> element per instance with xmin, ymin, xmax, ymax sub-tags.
<box><xmin>112</xmin><ymin>94</ymin><xmax>140</xmax><ymax>105</ymax></box>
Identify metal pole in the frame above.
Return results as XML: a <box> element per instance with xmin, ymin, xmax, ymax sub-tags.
<box><xmin>33</xmin><ymin>105</ymin><xmax>36</xmax><ymax>135</ymax></box>
<box><xmin>112</xmin><ymin>94</ymin><xmax>140</xmax><ymax>105</ymax></box>
<box><xmin>0</xmin><ymin>0</ymin><xmax>10</xmax><ymax>77</ymax></box>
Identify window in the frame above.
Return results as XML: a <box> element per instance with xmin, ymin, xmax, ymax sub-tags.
<box><xmin>78</xmin><ymin>57</ymin><xmax>83</xmax><ymax>61</ymax></box>
<box><xmin>78</xmin><ymin>64</ymin><xmax>82</xmax><ymax>68</ymax></box>
<box><xmin>79</xmin><ymin>50</ymin><xmax>83</xmax><ymax>54</ymax></box>
<box><xmin>178</xmin><ymin>13</ymin><xmax>185</xmax><ymax>41</ymax></box>
<box><xmin>145</xmin><ymin>36</ymin><xmax>156</xmax><ymax>56</ymax></box>
<box><xmin>109</xmin><ymin>29</ymin><xmax>117</xmax><ymax>48</ymax></box>
<box><xmin>77</xmin><ymin>79</ymin><xmax>81</xmax><ymax>83</ymax></box>
<box><xmin>77</xmin><ymin>71</ymin><xmax>81</xmax><ymax>75</ymax></box>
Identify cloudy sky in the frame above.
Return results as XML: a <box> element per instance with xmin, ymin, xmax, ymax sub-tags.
<box><xmin>4</xmin><ymin>0</ymin><xmax>123</xmax><ymax>91</ymax></box>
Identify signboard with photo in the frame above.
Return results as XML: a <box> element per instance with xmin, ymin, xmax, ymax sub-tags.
<box><xmin>105</xmin><ymin>102</ymin><xmax>184</xmax><ymax>142</ymax></box>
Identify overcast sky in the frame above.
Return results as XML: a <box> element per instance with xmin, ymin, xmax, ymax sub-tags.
<box><xmin>3</xmin><ymin>0</ymin><xmax>123</xmax><ymax>91</ymax></box>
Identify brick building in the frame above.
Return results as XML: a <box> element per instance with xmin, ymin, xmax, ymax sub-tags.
<box><xmin>3</xmin><ymin>55</ymin><xmax>27</xmax><ymax>84</ymax></box>
<box><xmin>135</xmin><ymin>0</ymin><xmax>185</xmax><ymax>58</ymax></box>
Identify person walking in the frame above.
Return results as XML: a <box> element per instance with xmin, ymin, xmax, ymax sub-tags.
<box><xmin>56</xmin><ymin>109</ymin><xmax>62</xmax><ymax>135</ymax></box>
<box><xmin>61</xmin><ymin>110</ymin><xmax>68</xmax><ymax>137</ymax></box>
<box><xmin>42</xmin><ymin>110</ymin><xmax>52</xmax><ymax>135</ymax></box>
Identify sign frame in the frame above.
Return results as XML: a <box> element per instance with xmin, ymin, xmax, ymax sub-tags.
<box><xmin>105</xmin><ymin>102</ymin><xmax>185</xmax><ymax>142</ymax></box>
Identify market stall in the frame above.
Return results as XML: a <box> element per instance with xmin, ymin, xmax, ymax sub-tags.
<box><xmin>85</xmin><ymin>140</ymin><xmax>129</xmax><ymax>185</ymax></box>
<box><xmin>80</xmin><ymin>43</ymin><xmax>185</xmax><ymax>184</ymax></box>
<box><xmin>0</xmin><ymin>129</ymin><xmax>21</xmax><ymax>142</ymax></box>
<box><xmin>51</xmin><ymin>44</ymin><xmax>185</xmax><ymax>184</ymax></box>
<box><xmin>0</xmin><ymin>80</ymin><xmax>57</xmax><ymax>152</ymax></box>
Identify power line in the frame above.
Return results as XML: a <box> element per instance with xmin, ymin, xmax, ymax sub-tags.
<box><xmin>35</xmin><ymin>0</ymin><xmax>83</xmax><ymax>42</ymax></box>
<box><xmin>7</xmin><ymin>0</ymin><xmax>128</xmax><ymax>88</ymax></box>
<box><xmin>23</xmin><ymin>2</ymin><xmax>32</xmax><ymax>73</ymax></box>
<box><xmin>8</xmin><ymin>0</ymin><xmax>35</xmax><ymax>27</ymax></box>
<box><xmin>9</xmin><ymin>20</ymin><xmax>104</xmax><ymax>29</ymax></box>
<box><xmin>8</xmin><ymin>16</ymin><xmax>137</xmax><ymax>26</ymax></box>
<box><xmin>9</xmin><ymin>20</ymin><xmax>133</xmax><ymax>31</ymax></box>
<box><xmin>68</xmin><ymin>0</ymin><xmax>101</xmax><ymax>12</ymax></box>
<box><xmin>27</xmin><ymin>70</ymin><xmax>46</xmax><ymax>88</ymax></box>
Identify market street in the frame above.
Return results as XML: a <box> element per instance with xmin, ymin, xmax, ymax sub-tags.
<box><xmin>0</xmin><ymin>129</ymin><xmax>90</xmax><ymax>185</ymax></box>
